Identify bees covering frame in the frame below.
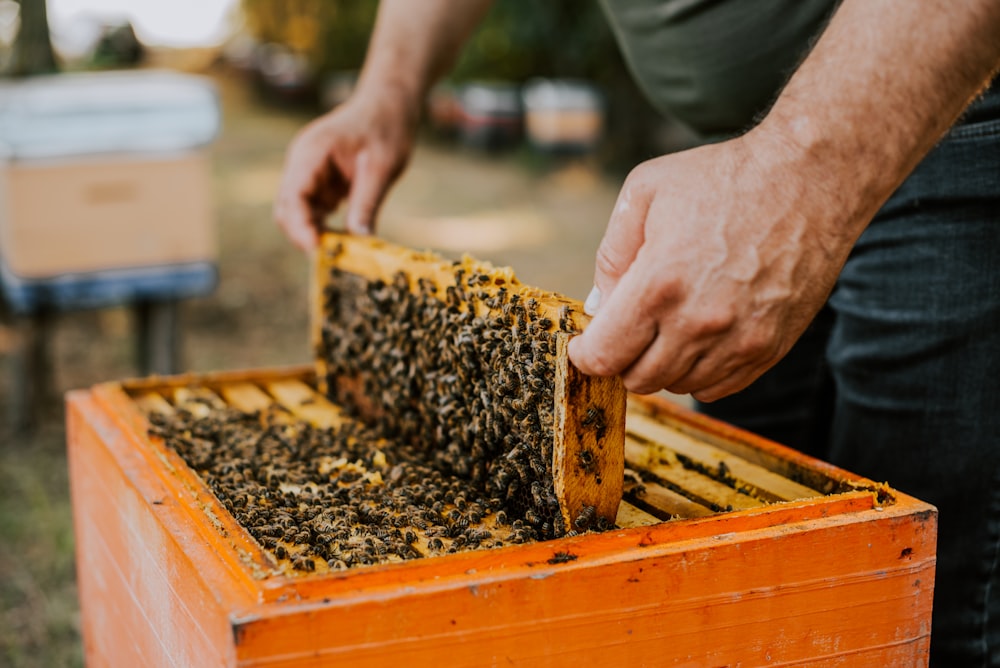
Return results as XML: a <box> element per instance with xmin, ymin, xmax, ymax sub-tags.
<box><xmin>312</xmin><ymin>233</ymin><xmax>625</xmax><ymax>538</ymax></box>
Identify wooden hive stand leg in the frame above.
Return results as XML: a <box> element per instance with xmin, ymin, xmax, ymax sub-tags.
<box><xmin>5</xmin><ymin>306</ymin><xmax>53</xmax><ymax>437</ymax></box>
<box><xmin>134</xmin><ymin>299</ymin><xmax>181</xmax><ymax>376</ymax></box>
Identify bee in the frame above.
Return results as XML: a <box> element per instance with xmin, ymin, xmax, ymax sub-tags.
<box><xmin>294</xmin><ymin>557</ymin><xmax>316</xmax><ymax>572</ymax></box>
<box><xmin>558</xmin><ymin>305</ymin><xmax>575</xmax><ymax>332</ymax></box>
<box><xmin>530</xmin><ymin>481</ymin><xmax>546</xmax><ymax>508</ymax></box>
<box><xmin>512</xmin><ymin>459</ymin><xmax>530</xmax><ymax>483</ymax></box>
<box><xmin>574</xmin><ymin>505</ymin><xmax>596</xmax><ymax>531</ymax></box>
<box><xmin>259</xmin><ymin>524</ymin><xmax>282</xmax><ymax>538</ymax></box>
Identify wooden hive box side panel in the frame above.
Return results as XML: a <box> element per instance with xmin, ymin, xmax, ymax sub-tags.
<box><xmin>67</xmin><ymin>390</ymin><xmax>253</xmax><ymax>667</ymax></box>
<box><xmin>2</xmin><ymin>154</ymin><xmax>217</xmax><ymax>278</ymax></box>
<box><xmin>230</xmin><ymin>499</ymin><xmax>935</xmax><ymax>667</ymax></box>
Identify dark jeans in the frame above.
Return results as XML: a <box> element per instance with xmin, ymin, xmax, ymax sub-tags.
<box><xmin>699</xmin><ymin>80</ymin><xmax>1000</xmax><ymax>667</ymax></box>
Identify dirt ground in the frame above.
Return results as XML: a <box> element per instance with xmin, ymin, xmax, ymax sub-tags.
<box><xmin>0</xmin><ymin>65</ymin><xmax>645</xmax><ymax>665</ymax></box>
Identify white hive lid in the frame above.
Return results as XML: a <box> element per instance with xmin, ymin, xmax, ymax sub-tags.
<box><xmin>0</xmin><ymin>69</ymin><xmax>221</xmax><ymax>161</ymax></box>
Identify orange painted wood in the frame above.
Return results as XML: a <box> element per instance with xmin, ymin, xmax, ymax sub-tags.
<box><xmin>67</xmin><ymin>391</ymin><xmax>253</xmax><ymax>667</ymax></box>
<box><xmin>68</xmin><ymin>365</ymin><xmax>936</xmax><ymax>667</ymax></box>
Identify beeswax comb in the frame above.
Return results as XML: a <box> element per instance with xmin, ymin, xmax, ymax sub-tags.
<box><xmin>312</xmin><ymin>231</ymin><xmax>625</xmax><ymax>538</ymax></box>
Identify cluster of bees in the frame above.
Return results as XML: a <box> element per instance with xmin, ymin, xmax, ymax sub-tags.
<box><xmin>148</xmin><ymin>403</ymin><xmax>538</xmax><ymax>572</ymax></box>
<box><xmin>318</xmin><ymin>266</ymin><xmax>611</xmax><ymax>539</ymax></box>
<box><xmin>147</xmin><ymin>261</ymin><xmax>612</xmax><ymax>572</ymax></box>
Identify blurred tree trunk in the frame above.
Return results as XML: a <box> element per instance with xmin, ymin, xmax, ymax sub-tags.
<box><xmin>9</xmin><ymin>0</ymin><xmax>58</xmax><ymax>76</ymax></box>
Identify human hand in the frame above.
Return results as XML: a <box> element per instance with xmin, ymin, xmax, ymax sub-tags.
<box><xmin>274</xmin><ymin>86</ymin><xmax>418</xmax><ymax>250</ymax></box>
<box><xmin>567</xmin><ymin>129</ymin><xmax>866</xmax><ymax>401</ymax></box>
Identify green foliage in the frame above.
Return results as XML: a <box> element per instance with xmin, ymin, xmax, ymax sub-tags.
<box><xmin>241</xmin><ymin>0</ymin><xmax>619</xmax><ymax>83</ymax></box>
<box><xmin>241</xmin><ymin>0</ymin><xmax>378</xmax><ymax>72</ymax></box>
<box><xmin>239</xmin><ymin>0</ymin><xmax>668</xmax><ymax>167</ymax></box>
<box><xmin>451</xmin><ymin>0</ymin><xmax>619</xmax><ymax>83</ymax></box>
<box><xmin>312</xmin><ymin>1</ymin><xmax>379</xmax><ymax>73</ymax></box>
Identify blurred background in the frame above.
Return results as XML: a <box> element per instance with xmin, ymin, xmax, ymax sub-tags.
<box><xmin>0</xmin><ymin>2</ymin><xmax>695</xmax><ymax>664</ymax></box>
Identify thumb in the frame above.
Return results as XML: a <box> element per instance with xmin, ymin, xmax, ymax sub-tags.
<box><xmin>346</xmin><ymin>150</ymin><xmax>390</xmax><ymax>235</ymax></box>
<box><xmin>585</xmin><ymin>181</ymin><xmax>648</xmax><ymax>315</ymax></box>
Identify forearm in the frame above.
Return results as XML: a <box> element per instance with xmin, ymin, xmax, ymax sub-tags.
<box><xmin>355</xmin><ymin>0</ymin><xmax>494</xmax><ymax>110</ymax></box>
<box><xmin>756</xmin><ymin>0</ymin><xmax>1000</xmax><ymax>240</ymax></box>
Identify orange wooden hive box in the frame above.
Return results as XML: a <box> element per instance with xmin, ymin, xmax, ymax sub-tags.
<box><xmin>66</xmin><ymin>365</ymin><xmax>936</xmax><ymax>667</ymax></box>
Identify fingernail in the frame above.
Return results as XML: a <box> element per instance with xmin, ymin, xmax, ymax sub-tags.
<box><xmin>346</xmin><ymin>216</ymin><xmax>371</xmax><ymax>236</ymax></box>
<box><xmin>584</xmin><ymin>286</ymin><xmax>601</xmax><ymax>315</ymax></box>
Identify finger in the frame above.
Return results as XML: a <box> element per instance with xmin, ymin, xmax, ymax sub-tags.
<box><xmin>619</xmin><ymin>335</ymin><xmax>702</xmax><ymax>395</ymax></box>
<box><xmin>689</xmin><ymin>373</ymin><xmax>756</xmax><ymax>403</ymax></box>
<box><xmin>568</xmin><ymin>256</ymin><xmax>660</xmax><ymax>377</ymax></box>
<box><xmin>276</xmin><ymin>144</ymin><xmax>340</xmax><ymax>252</ymax></box>
<box><xmin>276</xmin><ymin>194</ymin><xmax>319</xmax><ymax>252</ymax></box>
<box><xmin>672</xmin><ymin>350</ymin><xmax>776</xmax><ymax>401</ymax></box>
<box><xmin>585</xmin><ymin>179</ymin><xmax>649</xmax><ymax>316</ymax></box>
<box><xmin>308</xmin><ymin>158</ymin><xmax>349</xmax><ymax>212</ymax></box>
<box><xmin>346</xmin><ymin>150</ymin><xmax>390</xmax><ymax>236</ymax></box>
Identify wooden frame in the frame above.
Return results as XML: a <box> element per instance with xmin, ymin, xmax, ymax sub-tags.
<box><xmin>311</xmin><ymin>232</ymin><xmax>626</xmax><ymax>531</ymax></box>
<box><xmin>68</xmin><ymin>365</ymin><xmax>935</xmax><ymax>667</ymax></box>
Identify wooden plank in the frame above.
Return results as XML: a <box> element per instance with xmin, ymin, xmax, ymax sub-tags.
<box><xmin>315</xmin><ymin>232</ymin><xmax>586</xmax><ymax>326</ymax></box>
<box><xmin>627</xmin><ymin>412</ymin><xmax>821</xmax><ymax>503</ymax></box>
<box><xmin>133</xmin><ymin>391</ymin><xmax>175</xmax><ymax>416</ymax></box>
<box><xmin>218</xmin><ymin>382</ymin><xmax>276</xmax><ymax>414</ymax></box>
<box><xmin>553</xmin><ymin>335</ymin><xmax>625</xmax><ymax>533</ymax></box>
<box><xmin>626</xmin><ymin>393</ymin><xmax>853</xmax><ymax>496</ymax></box>
<box><xmin>263</xmin><ymin>379</ymin><xmax>346</xmax><ymax>429</ymax></box>
<box><xmin>231</xmin><ymin>495</ymin><xmax>936</xmax><ymax>667</ymax></box>
<box><xmin>67</xmin><ymin>393</ymin><xmax>245</xmax><ymax>668</ymax></box>
<box><xmin>624</xmin><ymin>436</ymin><xmax>763</xmax><ymax>512</ymax></box>
<box><xmin>615</xmin><ymin>501</ymin><xmax>660</xmax><ymax>528</ymax></box>
<box><xmin>173</xmin><ymin>386</ymin><xmax>227</xmax><ymax>418</ymax></box>
<box><xmin>624</xmin><ymin>477</ymin><xmax>715</xmax><ymax>520</ymax></box>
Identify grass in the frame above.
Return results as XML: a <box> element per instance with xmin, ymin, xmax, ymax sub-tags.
<box><xmin>0</xmin><ymin>414</ymin><xmax>82</xmax><ymax>668</ymax></box>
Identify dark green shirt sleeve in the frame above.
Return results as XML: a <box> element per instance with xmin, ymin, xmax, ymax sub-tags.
<box><xmin>598</xmin><ymin>0</ymin><xmax>840</xmax><ymax>139</ymax></box>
